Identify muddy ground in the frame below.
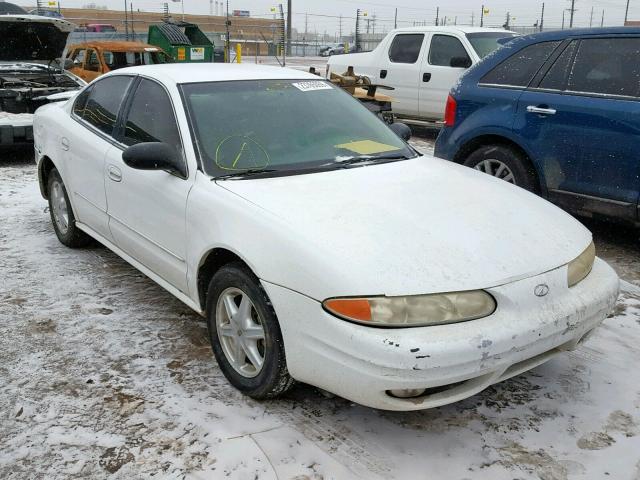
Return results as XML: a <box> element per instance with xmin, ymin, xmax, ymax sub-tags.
<box><xmin>1</xmin><ymin>139</ymin><xmax>639</xmax><ymax>480</ymax></box>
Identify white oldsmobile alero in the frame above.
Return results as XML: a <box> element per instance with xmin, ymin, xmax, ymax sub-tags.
<box><xmin>33</xmin><ymin>64</ymin><xmax>619</xmax><ymax>411</ymax></box>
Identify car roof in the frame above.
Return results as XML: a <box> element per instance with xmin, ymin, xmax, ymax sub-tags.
<box><xmin>391</xmin><ymin>26</ymin><xmax>514</xmax><ymax>35</ymax></box>
<box><xmin>519</xmin><ymin>26</ymin><xmax>640</xmax><ymax>42</ymax></box>
<box><xmin>68</xmin><ymin>41</ymin><xmax>164</xmax><ymax>52</ymax></box>
<box><xmin>111</xmin><ymin>63</ymin><xmax>319</xmax><ymax>84</ymax></box>
<box><xmin>0</xmin><ymin>14</ymin><xmax>75</xmax><ymax>32</ymax></box>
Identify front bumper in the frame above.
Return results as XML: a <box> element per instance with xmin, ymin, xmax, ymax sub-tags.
<box><xmin>263</xmin><ymin>257</ymin><xmax>619</xmax><ymax>411</ymax></box>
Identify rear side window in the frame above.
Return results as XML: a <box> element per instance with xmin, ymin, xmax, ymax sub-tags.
<box><xmin>78</xmin><ymin>76</ymin><xmax>133</xmax><ymax>136</ymax></box>
<box><xmin>429</xmin><ymin>35</ymin><xmax>471</xmax><ymax>67</ymax></box>
<box><xmin>480</xmin><ymin>41</ymin><xmax>561</xmax><ymax>87</ymax></box>
<box><xmin>121</xmin><ymin>79</ymin><xmax>183</xmax><ymax>156</ymax></box>
<box><xmin>389</xmin><ymin>34</ymin><xmax>424</xmax><ymax>63</ymax></box>
<box><xmin>567</xmin><ymin>38</ymin><xmax>640</xmax><ymax>97</ymax></box>
<box><xmin>538</xmin><ymin>41</ymin><xmax>578</xmax><ymax>90</ymax></box>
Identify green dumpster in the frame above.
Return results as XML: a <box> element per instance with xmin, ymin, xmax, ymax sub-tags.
<box><xmin>148</xmin><ymin>21</ymin><xmax>215</xmax><ymax>63</ymax></box>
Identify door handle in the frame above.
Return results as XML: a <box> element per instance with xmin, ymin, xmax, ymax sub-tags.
<box><xmin>60</xmin><ymin>137</ymin><xmax>70</xmax><ymax>151</ymax></box>
<box><xmin>423</xmin><ymin>72</ymin><xmax>432</xmax><ymax>82</ymax></box>
<box><xmin>527</xmin><ymin>105</ymin><xmax>557</xmax><ymax>115</ymax></box>
<box><xmin>107</xmin><ymin>165</ymin><xmax>122</xmax><ymax>182</ymax></box>
<box><xmin>380</xmin><ymin>69</ymin><xmax>387</xmax><ymax>79</ymax></box>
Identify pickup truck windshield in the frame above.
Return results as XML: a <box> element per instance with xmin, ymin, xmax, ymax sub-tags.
<box><xmin>466</xmin><ymin>32</ymin><xmax>518</xmax><ymax>58</ymax></box>
<box><xmin>181</xmin><ymin>79</ymin><xmax>415</xmax><ymax>178</ymax></box>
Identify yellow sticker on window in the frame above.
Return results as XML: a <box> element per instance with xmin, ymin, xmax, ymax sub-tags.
<box><xmin>335</xmin><ymin>140</ymin><xmax>401</xmax><ymax>155</ymax></box>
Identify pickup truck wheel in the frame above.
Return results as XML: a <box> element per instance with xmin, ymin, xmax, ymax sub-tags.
<box><xmin>206</xmin><ymin>263</ymin><xmax>294</xmax><ymax>399</ymax></box>
<box><xmin>464</xmin><ymin>145</ymin><xmax>538</xmax><ymax>193</ymax></box>
<box><xmin>47</xmin><ymin>169</ymin><xmax>91</xmax><ymax>248</ymax></box>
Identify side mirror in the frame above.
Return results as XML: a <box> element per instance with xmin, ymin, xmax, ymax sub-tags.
<box><xmin>122</xmin><ymin>142</ymin><xmax>186</xmax><ymax>177</ymax></box>
<box><xmin>389</xmin><ymin>122</ymin><xmax>412</xmax><ymax>142</ymax></box>
<box><xmin>450</xmin><ymin>56</ymin><xmax>472</xmax><ymax>69</ymax></box>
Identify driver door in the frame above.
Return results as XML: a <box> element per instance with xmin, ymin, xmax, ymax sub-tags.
<box><xmin>105</xmin><ymin>78</ymin><xmax>193</xmax><ymax>293</ymax></box>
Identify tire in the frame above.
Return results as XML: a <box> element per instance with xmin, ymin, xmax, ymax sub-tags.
<box><xmin>206</xmin><ymin>262</ymin><xmax>294</xmax><ymax>399</ymax></box>
<box><xmin>463</xmin><ymin>144</ymin><xmax>538</xmax><ymax>193</ymax></box>
<box><xmin>47</xmin><ymin>169</ymin><xmax>91</xmax><ymax>248</ymax></box>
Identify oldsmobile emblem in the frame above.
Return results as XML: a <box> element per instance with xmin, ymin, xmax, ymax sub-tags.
<box><xmin>534</xmin><ymin>284</ymin><xmax>550</xmax><ymax>297</ymax></box>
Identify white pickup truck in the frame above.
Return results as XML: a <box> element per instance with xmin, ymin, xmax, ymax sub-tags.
<box><xmin>327</xmin><ymin>26</ymin><xmax>516</xmax><ymax>125</ymax></box>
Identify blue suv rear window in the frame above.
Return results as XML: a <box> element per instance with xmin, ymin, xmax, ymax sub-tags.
<box><xmin>480</xmin><ymin>41</ymin><xmax>561</xmax><ymax>87</ymax></box>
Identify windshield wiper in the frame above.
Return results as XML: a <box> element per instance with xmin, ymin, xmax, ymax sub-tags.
<box><xmin>330</xmin><ymin>152</ymin><xmax>415</xmax><ymax>167</ymax></box>
<box><xmin>213</xmin><ymin>168</ymin><xmax>280</xmax><ymax>180</ymax></box>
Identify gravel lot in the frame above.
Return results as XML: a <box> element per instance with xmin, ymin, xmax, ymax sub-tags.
<box><xmin>1</xmin><ymin>138</ymin><xmax>639</xmax><ymax>480</ymax></box>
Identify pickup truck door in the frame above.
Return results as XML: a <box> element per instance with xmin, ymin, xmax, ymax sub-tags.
<box><xmin>377</xmin><ymin>33</ymin><xmax>428</xmax><ymax>117</ymax></box>
<box><xmin>419</xmin><ymin>34</ymin><xmax>473</xmax><ymax>121</ymax></box>
<box><xmin>64</xmin><ymin>75</ymin><xmax>135</xmax><ymax>240</ymax></box>
<box><xmin>105</xmin><ymin>77</ymin><xmax>192</xmax><ymax>293</ymax></box>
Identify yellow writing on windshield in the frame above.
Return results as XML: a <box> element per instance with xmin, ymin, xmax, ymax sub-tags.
<box><xmin>335</xmin><ymin>140</ymin><xmax>401</xmax><ymax>155</ymax></box>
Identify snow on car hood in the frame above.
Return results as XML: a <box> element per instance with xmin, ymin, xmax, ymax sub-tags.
<box><xmin>0</xmin><ymin>15</ymin><xmax>75</xmax><ymax>61</ymax></box>
<box><xmin>218</xmin><ymin>157</ymin><xmax>592</xmax><ymax>297</ymax></box>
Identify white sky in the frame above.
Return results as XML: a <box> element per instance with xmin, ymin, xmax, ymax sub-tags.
<box><xmin>12</xmin><ymin>0</ymin><xmax>640</xmax><ymax>33</ymax></box>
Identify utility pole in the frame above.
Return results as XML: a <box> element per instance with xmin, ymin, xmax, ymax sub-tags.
<box><xmin>435</xmin><ymin>6</ymin><xmax>439</xmax><ymax>26</ymax></box>
<box><xmin>130</xmin><ymin>2</ymin><xmax>135</xmax><ymax>37</ymax></box>
<box><xmin>601</xmin><ymin>9</ymin><xmax>605</xmax><ymax>26</ymax></box>
<box><xmin>286</xmin><ymin>0</ymin><xmax>292</xmax><ymax>56</ymax></box>
<box><xmin>589</xmin><ymin>6</ymin><xmax>594</xmax><ymax>26</ymax></box>
<box><xmin>480</xmin><ymin>4</ymin><xmax>484</xmax><ymax>27</ymax></box>
<box><xmin>225</xmin><ymin>0</ymin><xmax>230</xmax><ymax>63</ymax></box>
<box><xmin>562</xmin><ymin>9</ymin><xmax>565</xmax><ymax>29</ymax></box>
<box><xmin>569</xmin><ymin>0</ymin><xmax>576</xmax><ymax>28</ymax></box>
<box><xmin>540</xmin><ymin>3</ymin><xmax>545</xmax><ymax>31</ymax></box>
<box><xmin>394</xmin><ymin>8</ymin><xmax>397</xmax><ymax>29</ymax></box>
<box><xmin>339</xmin><ymin>14</ymin><xmax>342</xmax><ymax>40</ymax></box>
<box><xmin>124</xmin><ymin>0</ymin><xmax>129</xmax><ymax>40</ymax></box>
<box><xmin>504</xmin><ymin>11</ymin><xmax>510</xmax><ymax>29</ymax></box>
<box><xmin>372</xmin><ymin>14</ymin><xmax>376</xmax><ymax>35</ymax></box>
<box><xmin>471</xmin><ymin>11</ymin><xmax>475</xmax><ymax>26</ymax></box>
<box><xmin>625</xmin><ymin>0</ymin><xmax>630</xmax><ymax>24</ymax></box>
<box><xmin>303</xmin><ymin>12</ymin><xmax>307</xmax><ymax>57</ymax></box>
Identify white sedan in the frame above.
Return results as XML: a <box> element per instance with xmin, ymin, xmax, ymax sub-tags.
<box><xmin>33</xmin><ymin>64</ymin><xmax>619</xmax><ymax>411</ymax></box>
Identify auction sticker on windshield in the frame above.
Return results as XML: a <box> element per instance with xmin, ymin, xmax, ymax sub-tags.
<box><xmin>292</xmin><ymin>81</ymin><xmax>333</xmax><ymax>92</ymax></box>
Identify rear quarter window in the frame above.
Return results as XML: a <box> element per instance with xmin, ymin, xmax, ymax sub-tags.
<box><xmin>480</xmin><ymin>41</ymin><xmax>561</xmax><ymax>87</ymax></box>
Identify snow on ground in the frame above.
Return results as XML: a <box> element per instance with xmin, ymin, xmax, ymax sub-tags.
<box><xmin>1</xmin><ymin>148</ymin><xmax>639</xmax><ymax>480</ymax></box>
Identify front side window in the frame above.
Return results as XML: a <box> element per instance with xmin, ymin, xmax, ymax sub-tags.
<box><xmin>181</xmin><ymin>80</ymin><xmax>415</xmax><ymax>178</ymax></box>
<box><xmin>428</xmin><ymin>35</ymin><xmax>471</xmax><ymax>67</ymax></box>
<box><xmin>71</xmin><ymin>49</ymin><xmax>86</xmax><ymax>66</ymax></box>
<box><xmin>567</xmin><ymin>38</ymin><xmax>640</xmax><ymax>97</ymax></box>
<box><xmin>122</xmin><ymin>79</ymin><xmax>183</xmax><ymax>157</ymax></box>
<box><xmin>79</xmin><ymin>76</ymin><xmax>133</xmax><ymax>136</ymax></box>
<box><xmin>389</xmin><ymin>34</ymin><xmax>424</xmax><ymax>63</ymax></box>
<box><xmin>480</xmin><ymin>41</ymin><xmax>561</xmax><ymax>87</ymax></box>
<box><xmin>85</xmin><ymin>49</ymin><xmax>100</xmax><ymax>72</ymax></box>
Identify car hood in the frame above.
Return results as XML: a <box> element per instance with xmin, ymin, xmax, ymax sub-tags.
<box><xmin>218</xmin><ymin>157</ymin><xmax>592</xmax><ymax>297</ymax></box>
<box><xmin>0</xmin><ymin>15</ymin><xmax>75</xmax><ymax>61</ymax></box>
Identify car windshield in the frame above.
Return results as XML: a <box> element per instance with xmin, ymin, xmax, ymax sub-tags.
<box><xmin>103</xmin><ymin>50</ymin><xmax>170</xmax><ymax>69</ymax></box>
<box><xmin>466</xmin><ymin>32</ymin><xmax>518</xmax><ymax>58</ymax></box>
<box><xmin>181</xmin><ymin>79</ymin><xmax>415</xmax><ymax>178</ymax></box>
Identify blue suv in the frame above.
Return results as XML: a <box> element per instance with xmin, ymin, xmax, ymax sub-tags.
<box><xmin>434</xmin><ymin>28</ymin><xmax>640</xmax><ymax>225</ymax></box>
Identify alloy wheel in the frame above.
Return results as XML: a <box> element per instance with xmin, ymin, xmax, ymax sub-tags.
<box><xmin>215</xmin><ymin>287</ymin><xmax>266</xmax><ymax>378</ymax></box>
<box><xmin>474</xmin><ymin>159</ymin><xmax>516</xmax><ymax>184</ymax></box>
<box><xmin>50</xmin><ymin>179</ymin><xmax>70</xmax><ymax>234</ymax></box>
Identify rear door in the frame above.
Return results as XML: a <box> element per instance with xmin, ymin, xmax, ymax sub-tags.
<box><xmin>515</xmin><ymin>36</ymin><xmax>640</xmax><ymax>221</ymax></box>
<box><xmin>378</xmin><ymin>32</ymin><xmax>428</xmax><ymax>117</ymax></box>
<box><xmin>419</xmin><ymin>34</ymin><xmax>473</xmax><ymax>121</ymax></box>
<box><xmin>65</xmin><ymin>75</ymin><xmax>135</xmax><ymax>240</ymax></box>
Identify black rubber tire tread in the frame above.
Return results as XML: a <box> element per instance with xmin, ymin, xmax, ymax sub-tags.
<box><xmin>47</xmin><ymin>169</ymin><xmax>92</xmax><ymax>248</ymax></box>
<box><xmin>205</xmin><ymin>262</ymin><xmax>294</xmax><ymax>400</ymax></box>
<box><xmin>463</xmin><ymin>144</ymin><xmax>538</xmax><ymax>193</ymax></box>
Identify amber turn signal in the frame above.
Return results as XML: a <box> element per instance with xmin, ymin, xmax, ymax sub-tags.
<box><xmin>323</xmin><ymin>298</ymin><xmax>372</xmax><ymax>322</ymax></box>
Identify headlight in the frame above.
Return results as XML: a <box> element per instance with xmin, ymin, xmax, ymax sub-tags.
<box><xmin>567</xmin><ymin>241</ymin><xmax>596</xmax><ymax>287</ymax></box>
<box><xmin>323</xmin><ymin>291</ymin><xmax>496</xmax><ymax>327</ymax></box>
